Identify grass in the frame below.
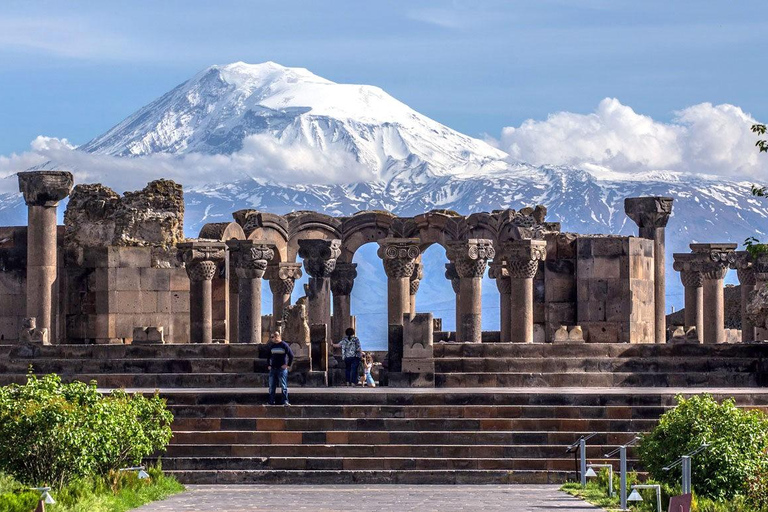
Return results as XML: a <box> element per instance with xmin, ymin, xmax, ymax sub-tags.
<box><xmin>562</xmin><ymin>481</ymin><xmax>621</xmax><ymax>511</ymax></box>
<box><xmin>0</xmin><ymin>466</ymin><xmax>185</xmax><ymax>512</ymax></box>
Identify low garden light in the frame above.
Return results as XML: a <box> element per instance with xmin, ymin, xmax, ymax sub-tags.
<box><xmin>119</xmin><ymin>466</ymin><xmax>150</xmax><ymax>479</ymax></box>
<box><xmin>585</xmin><ymin>463</ymin><xmax>614</xmax><ymax>496</ymax></box>
<box><xmin>584</xmin><ymin>467</ymin><xmax>597</xmax><ymax>478</ymax></box>
<box><xmin>629</xmin><ymin>484</ymin><xmax>662</xmax><ymax>512</ymax></box>
<box><xmin>31</xmin><ymin>487</ymin><xmax>55</xmax><ymax>505</ymax></box>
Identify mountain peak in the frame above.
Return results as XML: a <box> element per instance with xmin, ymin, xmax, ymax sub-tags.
<box><xmin>205</xmin><ymin>61</ymin><xmax>333</xmax><ymax>91</ymax></box>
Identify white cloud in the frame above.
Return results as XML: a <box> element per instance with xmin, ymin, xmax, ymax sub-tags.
<box><xmin>497</xmin><ymin>98</ymin><xmax>767</xmax><ymax>179</ymax></box>
<box><xmin>0</xmin><ymin>134</ymin><xmax>373</xmax><ymax>195</ymax></box>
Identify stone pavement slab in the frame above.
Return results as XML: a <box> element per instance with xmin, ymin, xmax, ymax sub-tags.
<box><xmin>133</xmin><ymin>484</ymin><xmax>601</xmax><ymax>512</ymax></box>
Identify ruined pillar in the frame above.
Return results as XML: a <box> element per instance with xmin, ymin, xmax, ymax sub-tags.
<box><xmin>378</xmin><ymin>238</ymin><xmax>420</xmax><ymax>373</ymax></box>
<box><xmin>409</xmin><ymin>262</ymin><xmax>423</xmax><ymax>317</ymax></box>
<box><xmin>179</xmin><ymin>242</ymin><xmax>227</xmax><ymax>344</ymax></box>
<box><xmin>17</xmin><ymin>171</ymin><xmax>74</xmax><ymax>343</ymax></box>
<box><xmin>489</xmin><ymin>261</ymin><xmax>511</xmax><ymax>342</ymax></box>
<box><xmin>624</xmin><ymin>196</ymin><xmax>674</xmax><ymax>344</ymax></box>
<box><xmin>673</xmin><ymin>253</ymin><xmax>704</xmax><ymax>342</ymax></box>
<box><xmin>266</xmin><ymin>262</ymin><xmax>303</xmax><ymax>330</ymax></box>
<box><xmin>298</xmin><ymin>239</ymin><xmax>341</xmax><ymax>331</ymax></box>
<box><xmin>689</xmin><ymin>244</ymin><xmax>736</xmax><ymax>344</ymax></box>
<box><xmin>227</xmin><ymin>240</ymin><xmax>274</xmax><ymax>344</ymax></box>
<box><xmin>503</xmin><ymin>239</ymin><xmax>547</xmax><ymax>343</ymax></box>
<box><xmin>447</xmin><ymin>239</ymin><xmax>495</xmax><ymax>343</ymax></box>
<box><xmin>445</xmin><ymin>262</ymin><xmax>461</xmax><ymax>338</ymax></box>
<box><xmin>330</xmin><ymin>262</ymin><xmax>358</xmax><ymax>343</ymax></box>
<box><xmin>735</xmin><ymin>252</ymin><xmax>756</xmax><ymax>342</ymax></box>
<box><xmin>751</xmin><ymin>255</ymin><xmax>768</xmax><ymax>340</ymax></box>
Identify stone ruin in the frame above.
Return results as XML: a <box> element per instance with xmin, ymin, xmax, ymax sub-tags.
<box><xmin>2</xmin><ymin>170</ymin><xmax>767</xmax><ymax>382</ymax></box>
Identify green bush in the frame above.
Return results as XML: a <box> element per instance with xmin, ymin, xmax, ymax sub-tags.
<box><xmin>0</xmin><ymin>490</ymin><xmax>39</xmax><ymax>512</ymax></box>
<box><xmin>637</xmin><ymin>394</ymin><xmax>768</xmax><ymax>500</ymax></box>
<box><xmin>0</xmin><ymin>374</ymin><xmax>173</xmax><ymax>488</ymax></box>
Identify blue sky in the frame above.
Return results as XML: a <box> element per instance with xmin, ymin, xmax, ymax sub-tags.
<box><xmin>0</xmin><ymin>0</ymin><xmax>765</xmax><ymax>155</ymax></box>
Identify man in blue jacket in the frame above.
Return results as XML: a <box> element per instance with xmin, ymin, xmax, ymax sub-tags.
<box><xmin>266</xmin><ymin>331</ymin><xmax>294</xmax><ymax>406</ymax></box>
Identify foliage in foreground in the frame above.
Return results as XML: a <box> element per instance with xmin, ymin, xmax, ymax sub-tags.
<box><xmin>0</xmin><ymin>465</ymin><xmax>184</xmax><ymax>512</ymax></box>
<box><xmin>0</xmin><ymin>374</ymin><xmax>174</xmax><ymax>488</ymax></box>
<box><xmin>637</xmin><ymin>394</ymin><xmax>768</xmax><ymax>500</ymax></box>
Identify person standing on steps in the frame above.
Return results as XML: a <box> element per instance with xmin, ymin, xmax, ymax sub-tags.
<box><xmin>266</xmin><ymin>331</ymin><xmax>294</xmax><ymax>405</ymax></box>
<box><xmin>333</xmin><ymin>327</ymin><xmax>362</xmax><ymax>386</ymax></box>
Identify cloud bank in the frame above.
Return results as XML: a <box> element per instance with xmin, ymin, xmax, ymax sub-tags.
<box><xmin>0</xmin><ymin>134</ymin><xmax>372</xmax><ymax>195</ymax></box>
<box><xmin>497</xmin><ymin>98</ymin><xmax>767</xmax><ymax>179</ymax></box>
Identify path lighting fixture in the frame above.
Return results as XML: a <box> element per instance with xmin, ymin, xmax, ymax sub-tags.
<box><xmin>566</xmin><ymin>432</ymin><xmax>597</xmax><ymax>487</ymax></box>
<box><xmin>629</xmin><ymin>484</ymin><xmax>662</xmax><ymax>512</ymax></box>
<box><xmin>662</xmin><ymin>442</ymin><xmax>709</xmax><ymax>495</ymax></box>
<box><xmin>586</xmin><ymin>463</ymin><xmax>614</xmax><ymax>497</ymax></box>
<box><xmin>605</xmin><ymin>435</ymin><xmax>640</xmax><ymax>510</ymax></box>
<box><xmin>31</xmin><ymin>487</ymin><xmax>55</xmax><ymax>505</ymax></box>
<box><xmin>119</xmin><ymin>466</ymin><xmax>150</xmax><ymax>479</ymax></box>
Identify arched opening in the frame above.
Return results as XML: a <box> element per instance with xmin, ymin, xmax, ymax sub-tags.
<box><xmin>349</xmin><ymin>242</ymin><xmax>388</xmax><ymax>351</ymax></box>
<box><xmin>416</xmin><ymin>244</ymin><xmax>455</xmax><ymax>333</ymax></box>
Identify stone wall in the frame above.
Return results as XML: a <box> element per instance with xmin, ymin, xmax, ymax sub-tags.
<box><xmin>0</xmin><ymin>227</ymin><xmax>27</xmax><ymax>342</ymax></box>
<box><xmin>576</xmin><ymin>236</ymin><xmax>655</xmax><ymax>343</ymax></box>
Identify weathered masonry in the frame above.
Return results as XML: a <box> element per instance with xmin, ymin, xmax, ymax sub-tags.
<box><xmin>2</xmin><ymin>171</ymin><xmax>763</xmax><ymax>383</ymax></box>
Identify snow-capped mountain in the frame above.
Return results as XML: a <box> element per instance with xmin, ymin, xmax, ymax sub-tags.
<box><xmin>2</xmin><ymin>61</ymin><xmax>766</xmax><ymax>346</ymax></box>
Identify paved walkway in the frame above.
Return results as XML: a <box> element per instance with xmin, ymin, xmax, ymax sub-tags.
<box><xmin>133</xmin><ymin>485</ymin><xmax>601</xmax><ymax>511</ymax></box>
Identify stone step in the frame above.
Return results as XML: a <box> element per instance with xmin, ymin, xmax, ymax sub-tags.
<box><xmin>163</xmin><ymin>443</ymin><xmax>640</xmax><ymax>459</ymax></box>
<box><xmin>434</xmin><ymin>372</ymin><xmax>761</xmax><ymax>387</ymax></box>
<box><xmin>163</xmin><ymin>469</ymin><xmax>570</xmax><ymax>484</ymax></box>
<box><xmin>432</xmin><ymin>342</ymin><xmax>768</xmax><ymax>359</ymax></box>
<box><xmin>167</xmin><ymin>404</ymin><xmax>672</xmax><ymax>420</ymax></box>
<box><xmin>156</xmin><ymin>389</ymin><xmax>768</xmax><ymax>407</ymax></box>
<box><xmin>169</xmin><ymin>430</ymin><xmax>643</xmax><ymax>446</ymax></box>
<box><xmin>170</xmin><ymin>416</ymin><xmax>658</xmax><ymax>432</ymax></box>
<box><xmin>0</xmin><ymin>358</ymin><xmax>309</xmax><ymax>374</ymax></box>
<box><xmin>158</xmin><ymin>456</ymin><xmax>635</xmax><ymax>472</ymax></box>
<box><xmin>0</xmin><ymin>372</ymin><xmax>325</xmax><ymax>388</ymax></box>
<box><xmin>434</xmin><ymin>357</ymin><xmax>763</xmax><ymax>374</ymax></box>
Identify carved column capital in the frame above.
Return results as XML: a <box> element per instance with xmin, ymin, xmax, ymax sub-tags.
<box><xmin>447</xmin><ymin>239</ymin><xmax>495</xmax><ymax>278</ymax></box>
<box><xmin>680</xmin><ymin>270</ymin><xmax>704</xmax><ymax>288</ymax></box>
<box><xmin>733</xmin><ymin>251</ymin><xmax>756</xmax><ymax>286</ymax></box>
<box><xmin>266</xmin><ymin>262</ymin><xmax>303</xmax><ymax>295</ymax></box>
<box><xmin>489</xmin><ymin>261</ymin><xmax>512</xmax><ymax>294</ymax></box>
<box><xmin>501</xmin><ymin>239</ymin><xmax>546</xmax><ymax>279</ymax></box>
<box><xmin>227</xmin><ymin>239</ymin><xmax>274</xmax><ymax>279</ymax></box>
<box><xmin>330</xmin><ymin>262</ymin><xmax>358</xmax><ymax>296</ymax></box>
<box><xmin>674</xmin><ymin>244</ymin><xmax>736</xmax><ymax>281</ymax></box>
<box><xmin>18</xmin><ymin>171</ymin><xmax>74</xmax><ymax>207</ymax></box>
<box><xmin>178</xmin><ymin>241</ymin><xmax>226</xmax><ymax>282</ymax></box>
<box><xmin>298</xmin><ymin>239</ymin><xmax>341</xmax><ymax>278</ymax></box>
<box><xmin>377</xmin><ymin>238</ymin><xmax>420</xmax><ymax>279</ymax></box>
<box><xmin>409</xmin><ymin>262</ymin><xmax>424</xmax><ymax>295</ymax></box>
<box><xmin>445</xmin><ymin>262</ymin><xmax>460</xmax><ymax>294</ymax></box>
<box><xmin>624</xmin><ymin>196</ymin><xmax>674</xmax><ymax>229</ymax></box>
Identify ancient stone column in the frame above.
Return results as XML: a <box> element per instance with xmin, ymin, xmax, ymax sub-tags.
<box><xmin>624</xmin><ymin>196</ymin><xmax>674</xmax><ymax>344</ymax></box>
<box><xmin>227</xmin><ymin>240</ymin><xmax>274</xmax><ymax>344</ymax></box>
<box><xmin>330</xmin><ymin>262</ymin><xmax>358</xmax><ymax>343</ymax></box>
<box><xmin>298</xmin><ymin>239</ymin><xmax>341</xmax><ymax>331</ymax></box>
<box><xmin>689</xmin><ymin>243</ymin><xmax>736</xmax><ymax>344</ymax></box>
<box><xmin>750</xmin><ymin>254</ymin><xmax>768</xmax><ymax>340</ymax></box>
<box><xmin>17</xmin><ymin>171</ymin><xmax>74</xmax><ymax>343</ymax></box>
<box><xmin>378</xmin><ymin>239</ymin><xmax>420</xmax><ymax>325</ymax></box>
<box><xmin>673</xmin><ymin>253</ymin><xmax>704</xmax><ymax>342</ymax></box>
<box><xmin>503</xmin><ymin>240</ymin><xmax>547</xmax><ymax>343</ymax></box>
<box><xmin>447</xmin><ymin>239</ymin><xmax>495</xmax><ymax>343</ymax></box>
<box><xmin>179</xmin><ymin>242</ymin><xmax>227</xmax><ymax>344</ymax></box>
<box><xmin>488</xmin><ymin>260</ymin><xmax>511</xmax><ymax>342</ymax></box>
<box><xmin>445</xmin><ymin>262</ymin><xmax>460</xmax><ymax>338</ymax></box>
<box><xmin>409</xmin><ymin>262</ymin><xmax>423</xmax><ymax>317</ymax></box>
<box><xmin>378</xmin><ymin>238</ymin><xmax>420</xmax><ymax>373</ymax></box>
<box><xmin>266</xmin><ymin>262</ymin><xmax>303</xmax><ymax>330</ymax></box>
<box><xmin>735</xmin><ymin>252</ymin><xmax>756</xmax><ymax>342</ymax></box>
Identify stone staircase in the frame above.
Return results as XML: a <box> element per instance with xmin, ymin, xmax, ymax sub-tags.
<box><xmin>433</xmin><ymin>342</ymin><xmax>768</xmax><ymax>387</ymax></box>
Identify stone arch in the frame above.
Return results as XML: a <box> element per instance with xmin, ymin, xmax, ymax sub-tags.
<box><xmin>198</xmin><ymin>222</ymin><xmax>246</xmax><ymax>241</ymax></box>
<box><xmin>286</xmin><ymin>211</ymin><xmax>342</xmax><ymax>262</ymax></box>
<box><xmin>232</xmin><ymin>210</ymin><xmax>288</xmax><ymax>263</ymax></box>
<box><xmin>338</xmin><ymin>211</ymin><xmax>396</xmax><ymax>263</ymax></box>
<box><xmin>411</xmin><ymin>210</ymin><xmax>463</xmax><ymax>254</ymax></box>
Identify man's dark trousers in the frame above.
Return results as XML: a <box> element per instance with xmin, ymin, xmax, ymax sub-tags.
<box><xmin>269</xmin><ymin>367</ymin><xmax>288</xmax><ymax>404</ymax></box>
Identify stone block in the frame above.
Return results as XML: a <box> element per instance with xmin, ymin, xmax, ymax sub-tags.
<box><xmin>556</xmin><ymin>233</ymin><xmax>578</xmax><ymax>259</ymax></box>
<box><xmin>171</xmin><ymin>291</ymin><xmax>190</xmax><ymax>313</ymax></box>
<box><xmin>82</xmin><ymin>247</ymin><xmax>119</xmax><ymax>268</ymax></box>
<box><xmin>0</xmin><ymin>272</ymin><xmax>24</xmax><ymax>296</ymax></box>
<box><xmin>118</xmin><ymin>247</ymin><xmax>152</xmax><ymax>268</ymax></box>
<box><xmin>66</xmin><ymin>314</ymin><xmax>88</xmax><ymax>340</ymax></box>
<box><xmin>588</xmin><ymin>280</ymin><xmax>609</xmax><ymax>301</ymax></box>
<box><xmin>546</xmin><ymin>302</ymin><xmax>576</xmax><ymax>327</ymax></box>
<box><xmin>115</xmin><ymin>291</ymin><xmax>143</xmax><ymax>314</ymax></box>
<box><xmin>133</xmin><ymin>326</ymin><xmax>148</xmax><ymax>342</ymax></box>
<box><xmin>86</xmin><ymin>314</ymin><xmax>116</xmax><ymax>339</ymax></box>
<box><xmin>0</xmin><ymin>293</ymin><xmax>24</xmax><ymax>316</ymax></box>
<box><xmin>140</xmin><ymin>268</ymin><xmax>171</xmax><ymax>291</ymax></box>
<box><xmin>0</xmin><ymin>315</ymin><xmax>19</xmax><ymax>342</ymax></box>
<box><xmin>552</xmin><ymin>325</ymin><xmax>569</xmax><ymax>343</ymax></box>
<box><xmin>87</xmin><ymin>267</ymin><xmax>116</xmax><ymax>291</ymax></box>
<box><xmin>115</xmin><ymin>267</ymin><xmax>141</xmax><ymax>291</ymax></box>
<box><xmin>94</xmin><ymin>291</ymin><xmax>116</xmax><ymax>314</ymax></box>
<box><xmin>568</xmin><ymin>326</ymin><xmax>585</xmax><ymax>343</ymax></box>
<box><xmin>156</xmin><ymin>291</ymin><xmax>171</xmax><ymax>313</ymax></box>
<box><xmin>172</xmin><ymin>315</ymin><xmax>190</xmax><ymax>343</ymax></box>
<box><xmin>592</xmin><ymin>257</ymin><xmax>621</xmax><ymax>279</ymax></box>
<box><xmin>584</xmin><ymin>322</ymin><xmax>620</xmax><ymax>343</ymax></box>
<box><xmin>545</xmin><ymin>276</ymin><xmax>575</xmax><ymax>303</ymax></box>
<box><xmin>170</xmin><ymin>268</ymin><xmax>189</xmax><ymax>291</ymax></box>
<box><xmin>533</xmin><ymin>323</ymin><xmax>546</xmax><ymax>343</ymax></box>
<box><xmin>591</xmin><ymin>237</ymin><xmax>627</xmax><ymax>257</ymax></box>
<box><xmin>115</xmin><ymin>314</ymin><xmax>138</xmax><ymax>339</ymax></box>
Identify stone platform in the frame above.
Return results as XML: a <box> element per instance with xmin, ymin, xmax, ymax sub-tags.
<box><xmin>141</xmin><ymin>387</ymin><xmax>768</xmax><ymax>485</ymax></box>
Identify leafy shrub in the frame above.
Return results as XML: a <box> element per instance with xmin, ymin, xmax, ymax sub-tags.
<box><xmin>637</xmin><ymin>394</ymin><xmax>768</xmax><ymax>500</ymax></box>
<box><xmin>747</xmin><ymin>465</ymin><xmax>768</xmax><ymax>509</ymax></box>
<box><xmin>0</xmin><ymin>374</ymin><xmax>173</xmax><ymax>488</ymax></box>
<box><xmin>0</xmin><ymin>490</ymin><xmax>39</xmax><ymax>512</ymax></box>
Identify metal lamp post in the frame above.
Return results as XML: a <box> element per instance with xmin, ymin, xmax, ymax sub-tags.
<box><xmin>586</xmin><ymin>463</ymin><xmax>614</xmax><ymax>497</ymax></box>
<box><xmin>663</xmin><ymin>443</ymin><xmax>708</xmax><ymax>495</ymax></box>
<box><xmin>566</xmin><ymin>433</ymin><xmax>597</xmax><ymax>487</ymax></box>
<box><xmin>604</xmin><ymin>435</ymin><xmax>639</xmax><ymax>510</ymax></box>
